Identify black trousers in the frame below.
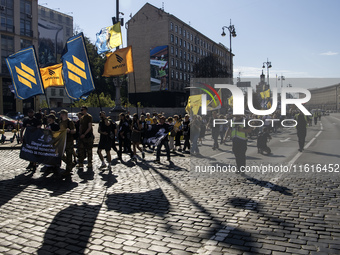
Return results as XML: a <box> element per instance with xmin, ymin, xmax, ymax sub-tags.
<box><xmin>232</xmin><ymin>138</ymin><xmax>247</xmax><ymax>171</ymax></box>
<box><xmin>297</xmin><ymin>129</ymin><xmax>306</xmax><ymax>151</ymax></box>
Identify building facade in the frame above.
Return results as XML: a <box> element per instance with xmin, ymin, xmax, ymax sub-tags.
<box><xmin>126</xmin><ymin>3</ymin><xmax>233</xmax><ymax>107</ymax></box>
<box><xmin>0</xmin><ymin>0</ymin><xmax>39</xmax><ymax>115</ymax></box>
<box><xmin>38</xmin><ymin>5</ymin><xmax>73</xmax><ymax>108</ymax></box>
<box><xmin>305</xmin><ymin>83</ymin><xmax>340</xmax><ymax>112</ymax></box>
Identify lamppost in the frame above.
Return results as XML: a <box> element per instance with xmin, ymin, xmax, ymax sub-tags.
<box><xmin>278</xmin><ymin>75</ymin><xmax>285</xmax><ymax>88</ymax></box>
<box><xmin>262</xmin><ymin>58</ymin><xmax>272</xmax><ymax>87</ymax></box>
<box><xmin>221</xmin><ymin>19</ymin><xmax>236</xmax><ymax>78</ymax></box>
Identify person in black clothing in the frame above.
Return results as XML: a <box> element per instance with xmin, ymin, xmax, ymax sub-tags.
<box><xmin>295</xmin><ymin>111</ymin><xmax>307</xmax><ymax>152</ymax></box>
<box><xmin>182</xmin><ymin>114</ymin><xmax>190</xmax><ymax>152</ymax></box>
<box><xmin>97</xmin><ymin>111</ymin><xmax>113</xmax><ymax>169</ymax></box>
<box><xmin>118</xmin><ymin>113</ymin><xmax>132</xmax><ymax>160</ymax></box>
<box><xmin>131</xmin><ymin>113</ymin><xmax>145</xmax><ymax>161</ymax></box>
<box><xmin>154</xmin><ymin>116</ymin><xmax>171</xmax><ymax>163</ymax></box>
<box><xmin>21</xmin><ymin>109</ymin><xmax>42</xmax><ymax>170</ymax></box>
<box><xmin>257</xmin><ymin>127</ymin><xmax>272</xmax><ymax>154</ymax></box>
<box><xmin>140</xmin><ymin>115</ymin><xmax>147</xmax><ymax>149</ymax></box>
<box><xmin>211</xmin><ymin>111</ymin><xmax>219</xmax><ymax>150</ymax></box>
<box><xmin>45</xmin><ymin>114</ymin><xmax>60</xmax><ymax>131</ymax></box>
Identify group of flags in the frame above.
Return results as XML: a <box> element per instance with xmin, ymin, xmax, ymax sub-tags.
<box><xmin>6</xmin><ymin>21</ymin><xmax>134</xmax><ymax>103</ymax></box>
<box><xmin>6</xmin><ymin>33</ymin><xmax>95</xmax><ymax>101</ymax></box>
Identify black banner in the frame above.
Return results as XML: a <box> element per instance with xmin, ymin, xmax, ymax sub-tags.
<box><xmin>20</xmin><ymin>127</ymin><xmax>67</xmax><ymax>165</ymax></box>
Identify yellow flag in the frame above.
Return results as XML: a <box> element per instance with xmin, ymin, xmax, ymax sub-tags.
<box><xmin>207</xmin><ymin>89</ymin><xmax>222</xmax><ymax>111</ymax></box>
<box><xmin>185</xmin><ymin>94</ymin><xmax>202</xmax><ymax>115</ymax></box>
<box><xmin>103</xmin><ymin>46</ymin><xmax>134</xmax><ymax>77</ymax></box>
<box><xmin>267</xmin><ymin>101</ymin><xmax>272</xmax><ymax>109</ymax></box>
<box><xmin>264</xmin><ymin>89</ymin><xmax>271</xmax><ymax>98</ymax></box>
<box><xmin>108</xmin><ymin>22</ymin><xmax>122</xmax><ymax>49</ymax></box>
<box><xmin>40</xmin><ymin>63</ymin><xmax>64</xmax><ymax>88</ymax></box>
<box><xmin>260</xmin><ymin>91</ymin><xmax>265</xmax><ymax>99</ymax></box>
<box><xmin>228</xmin><ymin>95</ymin><xmax>233</xmax><ymax>107</ymax></box>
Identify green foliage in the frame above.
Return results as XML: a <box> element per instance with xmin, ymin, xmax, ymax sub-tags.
<box><xmin>72</xmin><ymin>92</ymin><xmax>115</xmax><ymax>108</ymax></box>
<box><xmin>40</xmin><ymin>100</ymin><xmax>49</xmax><ymax>109</ymax></box>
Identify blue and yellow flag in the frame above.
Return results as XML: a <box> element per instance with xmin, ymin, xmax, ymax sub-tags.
<box><xmin>95</xmin><ymin>22</ymin><xmax>122</xmax><ymax>54</ymax></box>
<box><xmin>62</xmin><ymin>33</ymin><xmax>95</xmax><ymax>100</ymax></box>
<box><xmin>5</xmin><ymin>46</ymin><xmax>44</xmax><ymax>100</ymax></box>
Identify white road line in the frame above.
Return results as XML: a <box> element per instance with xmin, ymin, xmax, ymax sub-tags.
<box><xmin>329</xmin><ymin>115</ymin><xmax>340</xmax><ymax>122</ymax></box>
<box><xmin>212</xmin><ymin>152</ymin><xmax>226</xmax><ymax>157</ymax></box>
<box><xmin>288</xmin><ymin>122</ymin><xmax>323</xmax><ymax>165</ymax></box>
<box><xmin>196</xmin><ymin>174</ymin><xmax>283</xmax><ymax>254</ymax></box>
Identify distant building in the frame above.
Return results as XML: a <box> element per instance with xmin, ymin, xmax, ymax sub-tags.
<box><xmin>38</xmin><ymin>5</ymin><xmax>73</xmax><ymax>108</ymax></box>
<box><xmin>0</xmin><ymin>0</ymin><xmax>39</xmax><ymax>115</ymax></box>
<box><xmin>305</xmin><ymin>83</ymin><xmax>340</xmax><ymax>112</ymax></box>
<box><xmin>126</xmin><ymin>3</ymin><xmax>233</xmax><ymax>107</ymax></box>
<box><xmin>256</xmin><ymin>70</ymin><xmax>269</xmax><ymax>93</ymax></box>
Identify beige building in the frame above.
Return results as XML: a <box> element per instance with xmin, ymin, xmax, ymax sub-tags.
<box><xmin>126</xmin><ymin>3</ymin><xmax>233</xmax><ymax>107</ymax></box>
<box><xmin>305</xmin><ymin>83</ymin><xmax>340</xmax><ymax>112</ymax></box>
<box><xmin>0</xmin><ymin>0</ymin><xmax>39</xmax><ymax>115</ymax></box>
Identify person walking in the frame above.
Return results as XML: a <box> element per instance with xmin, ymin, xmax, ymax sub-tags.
<box><xmin>21</xmin><ymin>109</ymin><xmax>42</xmax><ymax>171</ymax></box>
<box><xmin>59</xmin><ymin>109</ymin><xmax>76</xmax><ymax>178</ymax></box>
<box><xmin>131</xmin><ymin>113</ymin><xmax>145</xmax><ymax>161</ymax></box>
<box><xmin>295</xmin><ymin>111</ymin><xmax>307</xmax><ymax>152</ymax></box>
<box><xmin>97</xmin><ymin>111</ymin><xmax>113</xmax><ymax>169</ymax></box>
<box><xmin>154</xmin><ymin>116</ymin><xmax>171</xmax><ymax>163</ymax></box>
<box><xmin>231</xmin><ymin>115</ymin><xmax>252</xmax><ymax>172</ymax></box>
<box><xmin>182</xmin><ymin>114</ymin><xmax>191</xmax><ymax>152</ymax></box>
<box><xmin>118</xmin><ymin>113</ymin><xmax>132</xmax><ymax>160</ymax></box>
<box><xmin>78</xmin><ymin>106</ymin><xmax>94</xmax><ymax>169</ymax></box>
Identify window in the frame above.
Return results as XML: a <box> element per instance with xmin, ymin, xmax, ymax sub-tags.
<box><xmin>183</xmin><ymin>30</ymin><xmax>186</xmax><ymax>37</ymax></box>
<box><xmin>1</xmin><ymin>34</ymin><xmax>14</xmax><ymax>73</ymax></box>
<box><xmin>20</xmin><ymin>38</ymin><xmax>31</xmax><ymax>49</ymax></box>
<box><xmin>191</xmin><ymin>34</ymin><xmax>193</xmax><ymax>41</ymax></box>
<box><xmin>171</xmin><ymin>58</ymin><xmax>174</xmax><ymax>66</ymax></box>
<box><xmin>179</xmin><ymin>27</ymin><xmax>182</xmax><ymax>35</ymax></box>
<box><xmin>175</xmin><ymin>60</ymin><xmax>178</xmax><ymax>68</ymax></box>
<box><xmin>176</xmin><ymin>72</ymin><xmax>178</xmax><ymax>79</ymax></box>
<box><xmin>170</xmin><ymin>22</ymin><xmax>173</xmax><ymax>30</ymax></box>
<box><xmin>180</xmin><ymin>61</ymin><xmax>182</xmax><ymax>69</ymax></box>
<box><xmin>59</xmin><ymin>89</ymin><xmax>64</xmax><ymax>96</ymax></box>
<box><xmin>175</xmin><ymin>48</ymin><xmax>178</xmax><ymax>57</ymax></box>
<box><xmin>51</xmin><ymin>89</ymin><xmax>56</xmax><ymax>96</ymax></box>
<box><xmin>171</xmin><ymin>70</ymin><xmax>174</xmax><ymax>78</ymax></box>
<box><xmin>170</xmin><ymin>34</ymin><xmax>174</xmax><ymax>43</ymax></box>
<box><xmin>175</xmin><ymin>25</ymin><xmax>178</xmax><ymax>33</ymax></box>
<box><xmin>187</xmin><ymin>53</ymin><xmax>190</xmax><ymax>61</ymax></box>
<box><xmin>180</xmin><ymin>73</ymin><xmax>182</xmax><ymax>80</ymax></box>
<box><xmin>175</xmin><ymin>36</ymin><xmax>178</xmax><ymax>44</ymax></box>
<box><xmin>171</xmin><ymin>46</ymin><xmax>174</xmax><ymax>54</ymax></box>
<box><xmin>180</xmin><ymin>50</ymin><xmax>182</xmax><ymax>58</ymax></box>
<box><xmin>179</xmin><ymin>39</ymin><xmax>182</xmax><ymax>47</ymax></box>
<box><xmin>183</xmin><ymin>51</ymin><xmax>186</xmax><ymax>60</ymax></box>
<box><xmin>20</xmin><ymin>0</ymin><xmax>32</xmax><ymax>37</ymax></box>
<box><xmin>1</xmin><ymin>0</ymin><xmax>14</xmax><ymax>33</ymax></box>
<box><xmin>183</xmin><ymin>40</ymin><xmax>186</xmax><ymax>48</ymax></box>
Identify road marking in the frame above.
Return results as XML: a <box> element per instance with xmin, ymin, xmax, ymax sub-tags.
<box><xmin>196</xmin><ymin>173</ymin><xmax>283</xmax><ymax>254</ymax></box>
<box><xmin>212</xmin><ymin>152</ymin><xmax>226</xmax><ymax>157</ymax></box>
<box><xmin>288</xmin><ymin>122</ymin><xmax>323</xmax><ymax>165</ymax></box>
<box><xmin>329</xmin><ymin>115</ymin><xmax>340</xmax><ymax>122</ymax></box>
<box><xmin>280</xmin><ymin>137</ymin><xmax>291</xmax><ymax>142</ymax></box>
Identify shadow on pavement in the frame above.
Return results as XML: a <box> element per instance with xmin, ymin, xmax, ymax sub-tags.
<box><xmin>106</xmin><ymin>188</ymin><xmax>169</xmax><ymax>215</ymax></box>
<box><xmin>99</xmin><ymin>168</ymin><xmax>118</xmax><ymax>188</ymax></box>
<box><xmin>0</xmin><ymin>170</ymin><xmax>34</xmax><ymax>207</ymax></box>
<box><xmin>246</xmin><ymin>176</ymin><xmax>292</xmax><ymax>196</ymax></box>
<box><xmin>77</xmin><ymin>167</ymin><xmax>94</xmax><ymax>184</ymax></box>
<box><xmin>37</xmin><ymin>203</ymin><xmax>101</xmax><ymax>255</ymax></box>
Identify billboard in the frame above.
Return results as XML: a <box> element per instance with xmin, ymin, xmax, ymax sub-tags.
<box><xmin>150</xmin><ymin>45</ymin><xmax>168</xmax><ymax>91</ymax></box>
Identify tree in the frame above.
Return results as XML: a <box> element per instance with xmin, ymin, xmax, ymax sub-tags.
<box><xmin>72</xmin><ymin>92</ymin><xmax>115</xmax><ymax>108</ymax></box>
<box><xmin>193</xmin><ymin>53</ymin><xmax>229</xmax><ymax>78</ymax></box>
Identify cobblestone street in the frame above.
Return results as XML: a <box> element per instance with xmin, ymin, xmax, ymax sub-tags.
<box><xmin>0</xmin><ymin>146</ymin><xmax>340</xmax><ymax>255</ymax></box>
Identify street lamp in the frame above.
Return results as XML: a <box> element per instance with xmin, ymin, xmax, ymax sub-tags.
<box><xmin>278</xmin><ymin>75</ymin><xmax>285</xmax><ymax>88</ymax></box>
<box><xmin>262</xmin><ymin>58</ymin><xmax>272</xmax><ymax>87</ymax></box>
<box><xmin>221</xmin><ymin>19</ymin><xmax>236</xmax><ymax>78</ymax></box>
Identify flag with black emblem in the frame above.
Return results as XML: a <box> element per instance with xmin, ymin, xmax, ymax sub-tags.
<box><xmin>40</xmin><ymin>63</ymin><xmax>64</xmax><ymax>88</ymax></box>
<box><xmin>102</xmin><ymin>46</ymin><xmax>134</xmax><ymax>77</ymax></box>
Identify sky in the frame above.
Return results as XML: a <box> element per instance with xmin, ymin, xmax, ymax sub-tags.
<box><xmin>39</xmin><ymin>0</ymin><xmax>340</xmax><ymax>87</ymax></box>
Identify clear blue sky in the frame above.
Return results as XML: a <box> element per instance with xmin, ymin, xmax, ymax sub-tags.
<box><xmin>40</xmin><ymin>0</ymin><xmax>340</xmax><ymax>82</ymax></box>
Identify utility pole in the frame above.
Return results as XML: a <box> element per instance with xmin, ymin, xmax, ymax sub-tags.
<box><xmin>111</xmin><ymin>0</ymin><xmax>125</xmax><ymax>118</ymax></box>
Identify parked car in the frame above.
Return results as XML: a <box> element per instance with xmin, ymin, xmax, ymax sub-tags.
<box><xmin>68</xmin><ymin>112</ymin><xmax>79</xmax><ymax>122</ymax></box>
<box><xmin>5</xmin><ymin>111</ymin><xmax>24</xmax><ymax>120</ymax></box>
<box><xmin>0</xmin><ymin>115</ymin><xmax>23</xmax><ymax>130</ymax></box>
